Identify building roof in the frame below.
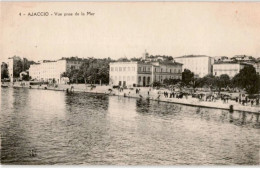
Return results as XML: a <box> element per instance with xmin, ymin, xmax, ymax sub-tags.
<box><xmin>59</xmin><ymin>57</ymin><xmax>87</xmax><ymax>61</ymax></box>
<box><xmin>158</xmin><ymin>61</ymin><xmax>183</xmax><ymax>66</ymax></box>
<box><xmin>110</xmin><ymin>61</ymin><xmax>138</xmax><ymax>64</ymax></box>
<box><xmin>41</xmin><ymin>60</ymin><xmax>56</xmax><ymax>63</ymax></box>
<box><xmin>110</xmin><ymin>60</ymin><xmax>182</xmax><ymax>66</ymax></box>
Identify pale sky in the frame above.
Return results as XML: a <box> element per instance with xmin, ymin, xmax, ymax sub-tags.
<box><xmin>1</xmin><ymin>2</ymin><xmax>260</xmax><ymax>62</ymax></box>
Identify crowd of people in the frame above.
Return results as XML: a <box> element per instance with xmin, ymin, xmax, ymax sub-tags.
<box><xmin>162</xmin><ymin>91</ymin><xmax>187</xmax><ymax>99</ymax></box>
<box><xmin>115</xmin><ymin>86</ymin><xmax>260</xmax><ymax>108</ymax></box>
<box><xmin>157</xmin><ymin>89</ymin><xmax>259</xmax><ymax>107</ymax></box>
<box><xmin>235</xmin><ymin>94</ymin><xmax>260</xmax><ymax>106</ymax></box>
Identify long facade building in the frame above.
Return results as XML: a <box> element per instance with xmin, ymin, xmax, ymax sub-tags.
<box><xmin>213</xmin><ymin>62</ymin><xmax>253</xmax><ymax>78</ymax></box>
<box><xmin>29</xmin><ymin>57</ymin><xmax>84</xmax><ymax>83</ymax></box>
<box><xmin>174</xmin><ymin>55</ymin><xmax>214</xmax><ymax>78</ymax></box>
<box><xmin>109</xmin><ymin>61</ymin><xmax>182</xmax><ymax>87</ymax></box>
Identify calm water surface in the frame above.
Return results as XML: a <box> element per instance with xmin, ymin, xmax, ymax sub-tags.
<box><xmin>0</xmin><ymin>88</ymin><xmax>259</xmax><ymax>165</ymax></box>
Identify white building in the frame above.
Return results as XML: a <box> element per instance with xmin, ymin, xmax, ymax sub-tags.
<box><xmin>7</xmin><ymin>56</ymin><xmax>22</xmax><ymax>82</ymax></box>
<box><xmin>109</xmin><ymin>61</ymin><xmax>182</xmax><ymax>87</ymax></box>
<box><xmin>152</xmin><ymin>61</ymin><xmax>182</xmax><ymax>82</ymax></box>
<box><xmin>174</xmin><ymin>55</ymin><xmax>214</xmax><ymax>78</ymax></box>
<box><xmin>109</xmin><ymin>62</ymin><xmax>139</xmax><ymax>87</ymax></box>
<box><xmin>29</xmin><ymin>57</ymin><xmax>85</xmax><ymax>83</ymax></box>
<box><xmin>213</xmin><ymin>62</ymin><xmax>252</xmax><ymax>78</ymax></box>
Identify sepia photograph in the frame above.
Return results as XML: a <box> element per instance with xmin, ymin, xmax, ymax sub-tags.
<box><xmin>0</xmin><ymin>1</ymin><xmax>260</xmax><ymax>166</ymax></box>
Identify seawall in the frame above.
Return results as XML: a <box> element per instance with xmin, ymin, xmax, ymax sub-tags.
<box><xmin>5</xmin><ymin>83</ymin><xmax>260</xmax><ymax>114</ymax></box>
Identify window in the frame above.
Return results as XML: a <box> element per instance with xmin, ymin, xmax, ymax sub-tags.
<box><xmin>123</xmin><ymin>67</ymin><xmax>126</xmax><ymax>71</ymax></box>
<box><xmin>178</xmin><ymin>69</ymin><xmax>181</xmax><ymax>73</ymax></box>
<box><xmin>132</xmin><ymin>76</ymin><xmax>135</xmax><ymax>81</ymax></box>
<box><xmin>119</xmin><ymin>67</ymin><xmax>122</xmax><ymax>71</ymax></box>
<box><xmin>170</xmin><ymin>69</ymin><xmax>172</xmax><ymax>73</ymax></box>
<box><xmin>127</xmin><ymin>76</ymin><xmax>130</xmax><ymax>81</ymax></box>
<box><xmin>148</xmin><ymin>67</ymin><xmax>150</xmax><ymax>71</ymax></box>
<box><xmin>138</xmin><ymin>67</ymin><xmax>141</xmax><ymax>71</ymax></box>
<box><xmin>115</xmin><ymin>67</ymin><xmax>118</xmax><ymax>71</ymax></box>
<box><xmin>111</xmin><ymin>67</ymin><xmax>114</xmax><ymax>71</ymax></box>
<box><xmin>161</xmin><ymin>68</ymin><xmax>163</xmax><ymax>72</ymax></box>
<box><xmin>128</xmin><ymin>67</ymin><xmax>130</xmax><ymax>71</ymax></box>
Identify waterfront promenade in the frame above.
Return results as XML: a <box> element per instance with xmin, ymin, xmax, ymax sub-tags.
<box><xmin>4</xmin><ymin>82</ymin><xmax>260</xmax><ymax>114</ymax></box>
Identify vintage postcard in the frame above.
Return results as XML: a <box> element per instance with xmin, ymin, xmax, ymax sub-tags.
<box><xmin>0</xmin><ymin>1</ymin><xmax>260</xmax><ymax>166</ymax></box>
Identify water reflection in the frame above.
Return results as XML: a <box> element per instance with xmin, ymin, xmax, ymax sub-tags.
<box><xmin>135</xmin><ymin>98</ymin><xmax>259</xmax><ymax>128</ymax></box>
<box><xmin>108</xmin><ymin>96</ymin><xmax>138</xmax><ymax>120</ymax></box>
<box><xmin>1</xmin><ymin>88</ymin><xmax>260</xmax><ymax>165</ymax></box>
<box><xmin>136</xmin><ymin>98</ymin><xmax>182</xmax><ymax>118</ymax></box>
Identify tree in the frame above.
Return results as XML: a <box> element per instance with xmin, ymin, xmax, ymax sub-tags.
<box><xmin>61</xmin><ymin>72</ymin><xmax>69</xmax><ymax>78</ymax></box>
<box><xmin>63</xmin><ymin>69</ymin><xmax>81</xmax><ymax>84</ymax></box>
<box><xmin>60</xmin><ymin>57</ymin><xmax>111</xmax><ymax>85</ymax></box>
<box><xmin>182</xmin><ymin>69</ymin><xmax>194</xmax><ymax>86</ymax></box>
<box><xmin>1</xmin><ymin>69</ymin><xmax>9</xmax><ymax>79</ymax></box>
<box><xmin>130</xmin><ymin>57</ymin><xmax>142</xmax><ymax>61</ymax></box>
<box><xmin>163</xmin><ymin>78</ymin><xmax>181</xmax><ymax>86</ymax></box>
<box><xmin>202</xmin><ymin>74</ymin><xmax>218</xmax><ymax>89</ymax></box>
<box><xmin>217</xmin><ymin>74</ymin><xmax>230</xmax><ymax>90</ymax></box>
<box><xmin>26</xmin><ymin>60</ymin><xmax>36</xmax><ymax>70</ymax></box>
<box><xmin>193</xmin><ymin>74</ymin><xmax>218</xmax><ymax>90</ymax></box>
<box><xmin>1</xmin><ymin>62</ymin><xmax>9</xmax><ymax>79</ymax></box>
<box><xmin>22</xmin><ymin>73</ymin><xmax>30</xmax><ymax>81</ymax></box>
<box><xmin>71</xmin><ymin>69</ymin><xmax>82</xmax><ymax>84</ymax></box>
<box><xmin>97</xmin><ymin>66</ymin><xmax>109</xmax><ymax>85</ymax></box>
<box><xmin>96</xmin><ymin>58</ymin><xmax>110</xmax><ymax>84</ymax></box>
<box><xmin>232</xmin><ymin>65</ymin><xmax>260</xmax><ymax>94</ymax></box>
<box><xmin>117</xmin><ymin>57</ymin><xmax>130</xmax><ymax>62</ymax></box>
<box><xmin>152</xmin><ymin>81</ymin><xmax>162</xmax><ymax>87</ymax></box>
<box><xmin>78</xmin><ymin>61</ymin><xmax>91</xmax><ymax>84</ymax></box>
<box><xmin>192</xmin><ymin>77</ymin><xmax>203</xmax><ymax>88</ymax></box>
<box><xmin>76</xmin><ymin>57</ymin><xmax>111</xmax><ymax>85</ymax></box>
<box><xmin>164</xmin><ymin>56</ymin><xmax>173</xmax><ymax>61</ymax></box>
<box><xmin>13</xmin><ymin>60</ymin><xmax>23</xmax><ymax>78</ymax></box>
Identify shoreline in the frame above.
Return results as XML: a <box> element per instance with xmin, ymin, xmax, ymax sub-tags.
<box><xmin>3</xmin><ymin>83</ymin><xmax>260</xmax><ymax>114</ymax></box>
